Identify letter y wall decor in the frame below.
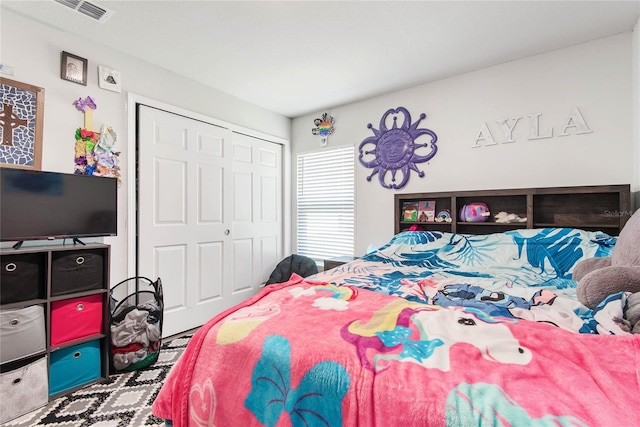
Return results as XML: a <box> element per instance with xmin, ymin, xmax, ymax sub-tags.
<box><xmin>359</xmin><ymin>107</ymin><xmax>438</xmax><ymax>189</ymax></box>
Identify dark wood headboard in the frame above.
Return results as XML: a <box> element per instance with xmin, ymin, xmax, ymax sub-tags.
<box><xmin>395</xmin><ymin>184</ymin><xmax>631</xmax><ymax>236</ymax></box>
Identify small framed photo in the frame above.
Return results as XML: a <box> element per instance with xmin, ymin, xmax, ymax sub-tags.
<box><xmin>60</xmin><ymin>51</ymin><xmax>87</xmax><ymax>86</ymax></box>
<box><xmin>98</xmin><ymin>65</ymin><xmax>122</xmax><ymax>93</ymax></box>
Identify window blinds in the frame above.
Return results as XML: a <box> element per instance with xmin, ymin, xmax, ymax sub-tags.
<box><xmin>296</xmin><ymin>147</ymin><xmax>355</xmax><ymax>262</ymax></box>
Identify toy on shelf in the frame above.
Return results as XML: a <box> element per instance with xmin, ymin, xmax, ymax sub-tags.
<box><xmin>494</xmin><ymin>211</ymin><xmax>527</xmax><ymax>223</ymax></box>
<box><xmin>459</xmin><ymin>203</ymin><xmax>490</xmax><ymax>222</ymax></box>
<box><xmin>434</xmin><ymin>209</ymin><xmax>452</xmax><ymax>223</ymax></box>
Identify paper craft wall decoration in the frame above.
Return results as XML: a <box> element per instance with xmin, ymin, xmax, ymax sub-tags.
<box><xmin>0</xmin><ymin>78</ymin><xmax>44</xmax><ymax>170</ymax></box>
<box><xmin>311</xmin><ymin>113</ymin><xmax>335</xmax><ymax>146</ymax></box>
<box><xmin>73</xmin><ymin>96</ymin><xmax>121</xmax><ymax>183</ymax></box>
<box><xmin>358</xmin><ymin>107</ymin><xmax>438</xmax><ymax>189</ymax></box>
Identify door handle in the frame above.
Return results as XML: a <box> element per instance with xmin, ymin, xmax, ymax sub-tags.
<box><xmin>224</xmin><ymin>229</ymin><xmax>230</xmax><ymax>235</ymax></box>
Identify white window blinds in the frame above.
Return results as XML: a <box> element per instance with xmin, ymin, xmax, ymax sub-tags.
<box><xmin>296</xmin><ymin>147</ymin><xmax>355</xmax><ymax>262</ymax></box>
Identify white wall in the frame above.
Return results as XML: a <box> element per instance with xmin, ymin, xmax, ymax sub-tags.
<box><xmin>3</xmin><ymin>10</ymin><xmax>638</xmax><ymax>278</ymax></box>
<box><xmin>1</xmin><ymin>10</ymin><xmax>291</xmax><ymax>284</ymax></box>
<box><xmin>292</xmin><ymin>32</ymin><xmax>635</xmax><ymax>257</ymax></box>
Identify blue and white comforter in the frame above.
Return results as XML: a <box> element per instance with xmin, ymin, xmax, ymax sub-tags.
<box><xmin>314</xmin><ymin>228</ymin><xmax>630</xmax><ymax>335</ymax></box>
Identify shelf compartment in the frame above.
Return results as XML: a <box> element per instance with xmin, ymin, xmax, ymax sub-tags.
<box><xmin>1</xmin><ymin>252</ymin><xmax>46</xmax><ymax>304</ymax></box>
<box><xmin>0</xmin><ymin>355</ymin><xmax>48</xmax><ymax>424</ymax></box>
<box><xmin>457</xmin><ymin>195</ymin><xmax>527</xmax><ymax>222</ymax></box>
<box><xmin>51</xmin><ymin>248</ymin><xmax>106</xmax><ymax>297</ymax></box>
<box><xmin>49</xmin><ymin>339</ymin><xmax>101</xmax><ymax>396</ymax></box>
<box><xmin>533</xmin><ymin>193</ymin><xmax>621</xmax><ymax>230</ymax></box>
<box><xmin>395</xmin><ymin>195</ymin><xmax>452</xmax><ymax>234</ymax></box>
<box><xmin>50</xmin><ymin>294</ymin><xmax>103</xmax><ymax>347</ymax></box>
<box><xmin>0</xmin><ymin>305</ymin><xmax>46</xmax><ymax>364</ymax></box>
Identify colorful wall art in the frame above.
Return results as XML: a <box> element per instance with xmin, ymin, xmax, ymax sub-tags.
<box><xmin>0</xmin><ymin>78</ymin><xmax>44</xmax><ymax>170</ymax></box>
<box><xmin>358</xmin><ymin>107</ymin><xmax>438</xmax><ymax>189</ymax></box>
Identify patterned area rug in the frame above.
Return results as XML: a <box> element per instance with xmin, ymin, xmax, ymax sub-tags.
<box><xmin>5</xmin><ymin>334</ymin><xmax>192</xmax><ymax>427</ymax></box>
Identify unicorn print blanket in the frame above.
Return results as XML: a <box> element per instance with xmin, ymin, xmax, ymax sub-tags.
<box><xmin>152</xmin><ymin>229</ymin><xmax>640</xmax><ymax>426</ymax></box>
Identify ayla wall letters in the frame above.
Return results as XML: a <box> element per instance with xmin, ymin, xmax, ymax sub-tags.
<box><xmin>473</xmin><ymin>107</ymin><xmax>592</xmax><ymax>147</ymax></box>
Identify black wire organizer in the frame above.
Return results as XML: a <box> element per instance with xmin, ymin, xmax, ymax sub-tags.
<box><xmin>108</xmin><ymin>276</ymin><xmax>163</xmax><ymax>373</ymax></box>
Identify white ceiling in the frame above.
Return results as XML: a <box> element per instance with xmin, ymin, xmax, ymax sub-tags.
<box><xmin>3</xmin><ymin>1</ymin><xmax>639</xmax><ymax>118</ymax></box>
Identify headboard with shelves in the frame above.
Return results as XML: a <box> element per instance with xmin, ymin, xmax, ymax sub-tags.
<box><xmin>394</xmin><ymin>184</ymin><xmax>631</xmax><ymax>236</ymax></box>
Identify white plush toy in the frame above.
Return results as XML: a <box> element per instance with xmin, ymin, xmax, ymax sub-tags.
<box><xmin>494</xmin><ymin>211</ymin><xmax>527</xmax><ymax>223</ymax></box>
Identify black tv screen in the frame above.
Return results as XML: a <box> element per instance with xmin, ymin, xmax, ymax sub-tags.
<box><xmin>1</xmin><ymin>169</ymin><xmax>117</xmax><ymax>242</ymax></box>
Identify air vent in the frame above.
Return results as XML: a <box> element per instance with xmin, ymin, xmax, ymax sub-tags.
<box><xmin>55</xmin><ymin>0</ymin><xmax>82</xmax><ymax>8</ymax></box>
<box><xmin>52</xmin><ymin>0</ymin><xmax>113</xmax><ymax>22</ymax></box>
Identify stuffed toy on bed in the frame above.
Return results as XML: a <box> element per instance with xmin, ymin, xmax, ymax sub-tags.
<box><xmin>573</xmin><ymin>208</ymin><xmax>640</xmax><ymax>333</ymax></box>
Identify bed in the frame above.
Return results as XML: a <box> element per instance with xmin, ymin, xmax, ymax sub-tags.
<box><xmin>152</xmin><ymin>224</ymin><xmax>640</xmax><ymax>426</ymax></box>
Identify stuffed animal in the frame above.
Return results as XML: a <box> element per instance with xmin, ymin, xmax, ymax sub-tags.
<box><xmin>626</xmin><ymin>293</ymin><xmax>640</xmax><ymax>334</ymax></box>
<box><xmin>494</xmin><ymin>211</ymin><xmax>527</xmax><ymax>223</ymax></box>
<box><xmin>574</xmin><ymin>208</ymin><xmax>640</xmax><ymax>333</ymax></box>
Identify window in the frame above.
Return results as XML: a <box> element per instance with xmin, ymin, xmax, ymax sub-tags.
<box><xmin>296</xmin><ymin>146</ymin><xmax>354</xmax><ymax>262</ymax></box>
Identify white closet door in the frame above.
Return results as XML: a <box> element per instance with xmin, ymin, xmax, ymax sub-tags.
<box><xmin>231</xmin><ymin>133</ymin><xmax>283</xmax><ymax>293</ymax></box>
<box><xmin>138</xmin><ymin>106</ymin><xmax>283</xmax><ymax>337</ymax></box>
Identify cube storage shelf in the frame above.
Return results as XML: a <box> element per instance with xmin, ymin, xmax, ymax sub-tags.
<box><xmin>395</xmin><ymin>185</ymin><xmax>631</xmax><ymax>236</ymax></box>
<box><xmin>0</xmin><ymin>243</ymin><xmax>110</xmax><ymax>423</ymax></box>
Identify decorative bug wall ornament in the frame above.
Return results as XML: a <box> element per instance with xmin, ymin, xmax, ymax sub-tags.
<box><xmin>358</xmin><ymin>107</ymin><xmax>438</xmax><ymax>189</ymax></box>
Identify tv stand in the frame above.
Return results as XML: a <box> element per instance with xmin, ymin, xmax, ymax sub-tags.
<box><xmin>0</xmin><ymin>243</ymin><xmax>111</xmax><ymax>420</ymax></box>
<box><xmin>72</xmin><ymin>237</ymin><xmax>86</xmax><ymax>246</ymax></box>
<box><xmin>12</xmin><ymin>241</ymin><xmax>24</xmax><ymax>250</ymax></box>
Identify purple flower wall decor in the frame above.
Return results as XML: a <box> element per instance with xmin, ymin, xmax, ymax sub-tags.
<box><xmin>358</xmin><ymin>107</ymin><xmax>438</xmax><ymax>189</ymax></box>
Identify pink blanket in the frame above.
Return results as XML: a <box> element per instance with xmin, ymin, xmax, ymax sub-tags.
<box><xmin>152</xmin><ymin>274</ymin><xmax>640</xmax><ymax>426</ymax></box>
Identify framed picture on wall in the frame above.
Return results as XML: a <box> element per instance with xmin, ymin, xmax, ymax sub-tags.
<box><xmin>60</xmin><ymin>51</ymin><xmax>87</xmax><ymax>86</ymax></box>
<box><xmin>98</xmin><ymin>65</ymin><xmax>122</xmax><ymax>93</ymax></box>
<box><xmin>0</xmin><ymin>77</ymin><xmax>44</xmax><ymax>170</ymax></box>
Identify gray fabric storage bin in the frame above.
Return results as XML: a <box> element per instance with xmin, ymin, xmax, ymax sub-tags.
<box><xmin>0</xmin><ymin>355</ymin><xmax>48</xmax><ymax>424</ymax></box>
<box><xmin>0</xmin><ymin>305</ymin><xmax>46</xmax><ymax>364</ymax></box>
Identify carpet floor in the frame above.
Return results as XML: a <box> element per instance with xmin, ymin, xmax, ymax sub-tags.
<box><xmin>4</xmin><ymin>334</ymin><xmax>192</xmax><ymax>427</ymax></box>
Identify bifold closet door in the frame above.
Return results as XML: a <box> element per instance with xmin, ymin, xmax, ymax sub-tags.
<box><xmin>229</xmin><ymin>132</ymin><xmax>282</xmax><ymax>304</ymax></box>
<box><xmin>137</xmin><ymin>105</ymin><xmax>282</xmax><ymax>337</ymax></box>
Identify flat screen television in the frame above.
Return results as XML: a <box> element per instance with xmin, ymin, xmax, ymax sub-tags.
<box><xmin>1</xmin><ymin>168</ymin><xmax>117</xmax><ymax>244</ymax></box>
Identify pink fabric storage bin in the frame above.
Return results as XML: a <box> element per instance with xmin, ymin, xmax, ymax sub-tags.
<box><xmin>50</xmin><ymin>294</ymin><xmax>103</xmax><ymax>347</ymax></box>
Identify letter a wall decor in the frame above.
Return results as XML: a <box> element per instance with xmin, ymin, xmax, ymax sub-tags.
<box><xmin>358</xmin><ymin>107</ymin><xmax>438</xmax><ymax>189</ymax></box>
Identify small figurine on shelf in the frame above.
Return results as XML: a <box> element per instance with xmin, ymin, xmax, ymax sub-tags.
<box><xmin>494</xmin><ymin>211</ymin><xmax>527</xmax><ymax>223</ymax></box>
<box><xmin>435</xmin><ymin>209</ymin><xmax>452</xmax><ymax>223</ymax></box>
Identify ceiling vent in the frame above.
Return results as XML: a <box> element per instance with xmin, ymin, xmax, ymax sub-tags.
<box><xmin>53</xmin><ymin>0</ymin><xmax>113</xmax><ymax>22</ymax></box>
